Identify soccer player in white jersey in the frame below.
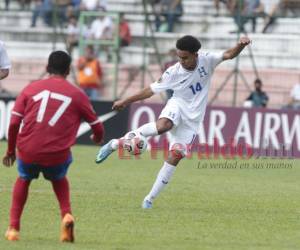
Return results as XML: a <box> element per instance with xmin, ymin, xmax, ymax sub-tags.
<box><xmin>96</xmin><ymin>35</ymin><xmax>251</xmax><ymax>209</ymax></box>
<box><xmin>0</xmin><ymin>40</ymin><xmax>11</xmax><ymax>80</ymax></box>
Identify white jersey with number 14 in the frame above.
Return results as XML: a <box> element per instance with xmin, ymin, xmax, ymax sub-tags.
<box><xmin>150</xmin><ymin>51</ymin><xmax>224</xmax><ymax>132</ymax></box>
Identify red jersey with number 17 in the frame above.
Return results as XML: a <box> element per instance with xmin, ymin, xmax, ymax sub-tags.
<box><xmin>10</xmin><ymin>76</ymin><xmax>104</xmax><ymax>166</ymax></box>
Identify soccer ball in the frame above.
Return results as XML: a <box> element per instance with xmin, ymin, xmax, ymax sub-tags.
<box><xmin>123</xmin><ymin>131</ymin><xmax>148</xmax><ymax>155</ymax></box>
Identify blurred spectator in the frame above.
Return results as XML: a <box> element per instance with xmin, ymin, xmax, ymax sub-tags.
<box><xmin>260</xmin><ymin>0</ymin><xmax>281</xmax><ymax>33</ymax></box>
<box><xmin>66</xmin><ymin>16</ymin><xmax>79</xmax><ymax>53</ymax></box>
<box><xmin>287</xmin><ymin>82</ymin><xmax>300</xmax><ymax>110</ymax></box>
<box><xmin>88</xmin><ymin>12</ymin><xmax>113</xmax><ymax>40</ymax></box>
<box><xmin>31</xmin><ymin>0</ymin><xmax>52</xmax><ymax>27</ymax></box>
<box><xmin>245</xmin><ymin>79</ymin><xmax>269</xmax><ymax>108</ymax></box>
<box><xmin>5</xmin><ymin>0</ymin><xmax>32</xmax><ymax>10</ymax></box>
<box><xmin>80</xmin><ymin>0</ymin><xmax>107</xmax><ymax>11</ymax></box>
<box><xmin>5</xmin><ymin>0</ymin><xmax>10</xmax><ymax>10</ymax></box>
<box><xmin>77</xmin><ymin>45</ymin><xmax>103</xmax><ymax>100</ymax></box>
<box><xmin>214</xmin><ymin>0</ymin><xmax>231</xmax><ymax>16</ymax></box>
<box><xmin>66</xmin><ymin>0</ymin><xmax>81</xmax><ymax>19</ymax></box>
<box><xmin>54</xmin><ymin>0</ymin><xmax>72</xmax><ymax>25</ymax></box>
<box><xmin>19</xmin><ymin>0</ymin><xmax>31</xmax><ymax>10</ymax></box>
<box><xmin>87</xmin><ymin>10</ymin><xmax>114</xmax><ymax>62</ymax></box>
<box><xmin>153</xmin><ymin>0</ymin><xmax>183</xmax><ymax>32</ymax></box>
<box><xmin>282</xmin><ymin>0</ymin><xmax>300</xmax><ymax>16</ymax></box>
<box><xmin>119</xmin><ymin>13</ymin><xmax>131</xmax><ymax>47</ymax></box>
<box><xmin>232</xmin><ymin>0</ymin><xmax>263</xmax><ymax>33</ymax></box>
<box><xmin>164</xmin><ymin>48</ymin><xmax>177</xmax><ymax>99</ymax></box>
<box><xmin>71</xmin><ymin>0</ymin><xmax>81</xmax><ymax>8</ymax></box>
<box><xmin>31</xmin><ymin>0</ymin><xmax>72</xmax><ymax>28</ymax></box>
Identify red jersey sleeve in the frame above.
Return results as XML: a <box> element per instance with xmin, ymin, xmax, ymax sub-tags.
<box><xmin>13</xmin><ymin>91</ymin><xmax>27</xmax><ymax>116</ymax></box>
<box><xmin>7</xmin><ymin>92</ymin><xmax>27</xmax><ymax>155</ymax></box>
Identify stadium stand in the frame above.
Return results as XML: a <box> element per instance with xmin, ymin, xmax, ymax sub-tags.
<box><xmin>1</xmin><ymin>0</ymin><xmax>300</xmax><ymax>107</ymax></box>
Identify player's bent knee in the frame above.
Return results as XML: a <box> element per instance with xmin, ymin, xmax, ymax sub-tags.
<box><xmin>168</xmin><ymin>144</ymin><xmax>185</xmax><ymax>165</ymax></box>
<box><xmin>169</xmin><ymin>143</ymin><xmax>187</xmax><ymax>164</ymax></box>
<box><xmin>156</xmin><ymin>118</ymin><xmax>173</xmax><ymax>134</ymax></box>
<box><xmin>171</xmin><ymin>149</ymin><xmax>185</xmax><ymax>160</ymax></box>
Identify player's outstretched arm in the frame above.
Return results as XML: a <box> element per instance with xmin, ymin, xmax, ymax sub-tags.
<box><xmin>222</xmin><ymin>36</ymin><xmax>251</xmax><ymax>61</ymax></box>
<box><xmin>112</xmin><ymin>87</ymin><xmax>154</xmax><ymax>111</ymax></box>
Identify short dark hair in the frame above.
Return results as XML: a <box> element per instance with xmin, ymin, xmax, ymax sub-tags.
<box><xmin>176</xmin><ymin>35</ymin><xmax>201</xmax><ymax>53</ymax></box>
<box><xmin>255</xmin><ymin>78</ymin><xmax>262</xmax><ymax>85</ymax></box>
<box><xmin>47</xmin><ymin>51</ymin><xmax>71</xmax><ymax>75</ymax></box>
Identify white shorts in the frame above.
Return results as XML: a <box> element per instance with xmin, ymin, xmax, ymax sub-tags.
<box><xmin>159</xmin><ymin>99</ymin><xmax>181</xmax><ymax>127</ymax></box>
<box><xmin>159</xmin><ymin>100</ymin><xmax>197</xmax><ymax>156</ymax></box>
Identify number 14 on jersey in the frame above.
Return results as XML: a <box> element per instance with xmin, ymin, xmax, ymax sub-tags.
<box><xmin>189</xmin><ymin>82</ymin><xmax>202</xmax><ymax>95</ymax></box>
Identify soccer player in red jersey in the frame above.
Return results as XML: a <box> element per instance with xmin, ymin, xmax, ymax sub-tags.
<box><xmin>2</xmin><ymin>51</ymin><xmax>104</xmax><ymax>242</ymax></box>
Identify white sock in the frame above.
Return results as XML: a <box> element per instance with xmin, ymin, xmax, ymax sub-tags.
<box><xmin>111</xmin><ymin>139</ymin><xmax>119</xmax><ymax>150</ymax></box>
<box><xmin>110</xmin><ymin>123</ymin><xmax>158</xmax><ymax>150</ymax></box>
<box><xmin>145</xmin><ymin>162</ymin><xmax>176</xmax><ymax>203</ymax></box>
<box><xmin>137</xmin><ymin>122</ymin><xmax>158</xmax><ymax>137</ymax></box>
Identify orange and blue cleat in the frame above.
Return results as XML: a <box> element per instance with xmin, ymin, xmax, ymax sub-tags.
<box><xmin>5</xmin><ymin>227</ymin><xmax>20</xmax><ymax>241</ymax></box>
<box><xmin>60</xmin><ymin>213</ymin><xmax>75</xmax><ymax>243</ymax></box>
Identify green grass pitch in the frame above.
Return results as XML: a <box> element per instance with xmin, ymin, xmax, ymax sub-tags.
<box><xmin>0</xmin><ymin>143</ymin><xmax>300</xmax><ymax>250</ymax></box>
